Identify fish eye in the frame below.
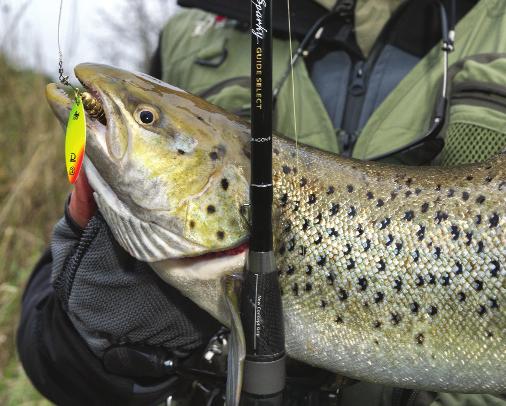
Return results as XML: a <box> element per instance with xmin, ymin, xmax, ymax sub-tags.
<box><xmin>134</xmin><ymin>105</ymin><xmax>158</xmax><ymax>126</ymax></box>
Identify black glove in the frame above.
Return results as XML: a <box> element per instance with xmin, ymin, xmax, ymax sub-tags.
<box><xmin>50</xmin><ymin>210</ymin><xmax>220</xmax><ymax>376</ymax></box>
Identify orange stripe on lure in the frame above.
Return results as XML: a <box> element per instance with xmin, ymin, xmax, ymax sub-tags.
<box><xmin>65</xmin><ymin>94</ymin><xmax>86</xmax><ymax>184</ymax></box>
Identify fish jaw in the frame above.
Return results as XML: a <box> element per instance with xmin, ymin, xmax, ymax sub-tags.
<box><xmin>46</xmin><ymin>63</ymin><xmax>252</xmax><ymax>261</ymax></box>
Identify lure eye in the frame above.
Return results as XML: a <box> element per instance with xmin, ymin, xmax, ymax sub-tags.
<box><xmin>134</xmin><ymin>105</ymin><xmax>158</xmax><ymax>126</ymax></box>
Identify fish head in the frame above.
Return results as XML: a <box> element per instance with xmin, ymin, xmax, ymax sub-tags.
<box><xmin>46</xmin><ymin>63</ymin><xmax>251</xmax><ymax>263</ymax></box>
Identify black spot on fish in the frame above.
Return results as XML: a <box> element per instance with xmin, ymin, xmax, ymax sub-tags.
<box><xmin>490</xmin><ymin>260</ymin><xmax>500</xmax><ymax>277</ymax></box>
<box><xmin>207</xmin><ymin>205</ymin><xmax>216</xmax><ymax>214</ymax></box>
<box><xmin>305</xmin><ymin>282</ymin><xmax>312</xmax><ymax>292</ymax></box>
<box><xmin>374</xmin><ymin>292</ymin><xmax>384</xmax><ymax>303</ymax></box>
<box><xmin>282</xmin><ymin>165</ymin><xmax>291</xmax><ymax>174</ymax></box>
<box><xmin>477</xmin><ymin>241</ymin><xmax>484</xmax><ymax>254</ymax></box>
<box><xmin>317</xmin><ymin>255</ymin><xmax>326</xmax><ymax>266</ymax></box>
<box><xmin>450</xmin><ymin>225</ymin><xmax>460</xmax><ymax>240</ymax></box>
<box><xmin>476</xmin><ymin>214</ymin><xmax>482</xmax><ymax>225</ymax></box>
<box><xmin>410</xmin><ymin>302</ymin><xmax>419</xmax><ymax>313</ymax></box>
<box><xmin>335</xmin><ymin>315</ymin><xmax>343</xmax><ymax>324</ymax></box>
<box><xmin>299</xmin><ymin>177</ymin><xmax>307</xmax><ymax>187</ymax></box>
<box><xmin>434</xmin><ymin>211</ymin><xmax>448</xmax><ymax>224</ymax></box>
<box><xmin>189</xmin><ymin>220</ymin><xmax>195</xmax><ymax>229</ymax></box>
<box><xmin>477</xmin><ymin>305</ymin><xmax>487</xmax><ymax>316</ymax></box>
<box><xmin>374</xmin><ymin>320</ymin><xmax>382</xmax><ymax>329</ymax></box>
<box><xmin>278</xmin><ymin>245</ymin><xmax>286</xmax><ymax>255</ymax></box>
<box><xmin>379</xmin><ymin>218</ymin><xmax>391</xmax><ymax>230</ymax></box>
<box><xmin>465</xmin><ymin>232</ymin><xmax>473</xmax><ymax>246</ymax></box>
<box><xmin>363</xmin><ymin>239</ymin><xmax>371</xmax><ymax>251</ymax></box>
<box><xmin>447</xmin><ymin>189</ymin><xmax>455</xmax><ymax>197</ymax></box>
<box><xmin>435</xmin><ymin>184</ymin><xmax>442</xmax><ymax>192</ymax></box>
<box><xmin>327</xmin><ymin>186</ymin><xmax>335</xmax><ymax>195</ymax></box>
<box><xmin>314</xmin><ymin>234</ymin><xmax>322</xmax><ymax>245</ymax></box>
<box><xmin>320</xmin><ymin>300</ymin><xmax>327</xmax><ymax>308</ymax></box>
<box><xmin>415</xmin><ymin>275</ymin><xmax>424</xmax><ymax>286</ymax></box>
<box><xmin>486</xmin><ymin>331</ymin><xmax>494</xmax><ymax>338</ymax></box>
<box><xmin>209</xmin><ymin>151</ymin><xmax>219</xmax><ymax>160</ymax></box>
<box><xmin>216</xmin><ymin>230</ymin><xmax>225</xmax><ymax>240</ymax></box>
<box><xmin>488</xmin><ymin>297</ymin><xmax>499</xmax><ymax>309</ymax></box>
<box><xmin>326</xmin><ymin>272</ymin><xmax>335</xmax><ymax>284</ymax></box>
<box><xmin>356</xmin><ymin>224</ymin><xmax>364</xmax><ymax>236</ymax></box>
<box><xmin>412</xmin><ymin>250</ymin><xmax>420</xmax><ymax>262</ymax></box>
<box><xmin>292</xmin><ymin>283</ymin><xmax>299</xmax><ymax>296</ymax></box>
<box><xmin>377</xmin><ymin>199</ymin><xmax>385</xmax><ymax>207</ymax></box>
<box><xmin>366</xmin><ymin>191</ymin><xmax>374</xmax><ymax>200</ymax></box>
<box><xmin>440</xmin><ymin>274</ymin><xmax>451</xmax><ymax>286</ymax></box>
<box><xmin>391</xmin><ymin>313</ymin><xmax>401</xmax><ymax>325</ymax></box>
<box><xmin>489</xmin><ymin>213</ymin><xmax>499</xmax><ymax>228</ymax></box>
<box><xmin>466</xmin><ymin>175</ymin><xmax>473</xmax><ymax>181</ymax></box>
<box><xmin>485</xmin><ymin>175</ymin><xmax>493</xmax><ymax>183</ymax></box>
<box><xmin>385</xmin><ymin>234</ymin><xmax>394</xmax><ymax>247</ymax></box>
<box><xmin>286</xmin><ymin>265</ymin><xmax>295</xmax><ymax>275</ymax></box>
<box><xmin>394</xmin><ymin>242</ymin><xmax>403</xmax><ymax>255</ymax></box>
<box><xmin>305</xmin><ymin>265</ymin><xmax>313</xmax><ymax>275</ymax></box>
<box><xmin>421</xmin><ymin>202</ymin><xmax>429</xmax><ymax>213</ymax></box>
<box><xmin>416</xmin><ymin>333</ymin><xmax>425</xmax><ymax>345</ymax></box>
<box><xmin>221</xmin><ymin>178</ymin><xmax>229</xmax><ymax>191</ymax></box>
<box><xmin>283</xmin><ymin>223</ymin><xmax>292</xmax><ymax>233</ymax></box>
<box><xmin>299</xmin><ymin>246</ymin><xmax>307</xmax><ymax>256</ymax></box>
<box><xmin>177</xmin><ymin>149</ymin><xmax>185</xmax><ymax>155</ymax></box>
<box><xmin>473</xmin><ymin>279</ymin><xmax>483</xmax><ymax>291</ymax></box>
<box><xmin>417</xmin><ymin>225</ymin><xmax>426</xmax><ymax>241</ymax></box>
<box><xmin>315</xmin><ymin>213</ymin><xmax>322</xmax><ymax>224</ymax></box>
<box><xmin>346</xmin><ymin>259</ymin><xmax>355</xmax><ymax>270</ymax></box>
<box><xmin>428</xmin><ymin>306</ymin><xmax>438</xmax><ymax>316</ymax></box>
<box><xmin>280</xmin><ymin>193</ymin><xmax>288</xmax><ymax>206</ymax></box>
<box><xmin>287</xmin><ymin>238</ymin><xmax>296</xmax><ymax>251</ymax></box>
<box><xmin>499</xmin><ymin>181</ymin><xmax>506</xmax><ymax>191</ymax></box>
<box><xmin>427</xmin><ymin>273</ymin><xmax>436</xmax><ymax>285</ymax></box>
<box><xmin>273</xmin><ymin>148</ymin><xmax>280</xmax><ymax>155</ymax></box>
<box><xmin>358</xmin><ymin>277</ymin><xmax>368</xmax><ymax>291</ymax></box>
<box><xmin>390</xmin><ymin>192</ymin><xmax>398</xmax><ymax>200</ymax></box>
<box><xmin>344</xmin><ymin>243</ymin><xmax>352</xmax><ymax>255</ymax></box>
<box><xmin>454</xmin><ymin>261</ymin><xmax>463</xmax><ymax>275</ymax></box>
<box><xmin>302</xmin><ymin>218</ymin><xmax>309</xmax><ymax>231</ymax></box>
<box><xmin>308</xmin><ymin>194</ymin><xmax>317</xmax><ymax>204</ymax></box>
<box><xmin>433</xmin><ymin>246</ymin><xmax>441</xmax><ymax>260</ymax></box>
<box><xmin>406</xmin><ymin>178</ymin><xmax>413</xmax><ymax>186</ymax></box>
<box><xmin>374</xmin><ymin>339</ymin><xmax>379</xmax><ymax>345</ymax></box>
<box><xmin>415</xmin><ymin>188</ymin><xmax>422</xmax><ymax>195</ymax></box>
<box><xmin>458</xmin><ymin>291</ymin><xmax>466</xmax><ymax>302</ymax></box>
<box><xmin>338</xmin><ymin>288</ymin><xmax>348</xmax><ymax>301</ymax></box>
<box><xmin>377</xmin><ymin>259</ymin><xmax>386</xmax><ymax>272</ymax></box>
<box><xmin>462</xmin><ymin>191</ymin><xmax>470</xmax><ymax>201</ymax></box>
<box><xmin>393</xmin><ymin>278</ymin><xmax>403</xmax><ymax>292</ymax></box>
<box><xmin>330</xmin><ymin>203</ymin><xmax>340</xmax><ymax>216</ymax></box>
<box><xmin>292</xmin><ymin>201</ymin><xmax>300</xmax><ymax>212</ymax></box>
<box><xmin>476</xmin><ymin>195</ymin><xmax>486</xmax><ymax>204</ymax></box>
<box><xmin>348</xmin><ymin>206</ymin><xmax>357</xmax><ymax>218</ymax></box>
<box><xmin>347</xmin><ymin>184</ymin><xmax>354</xmax><ymax>193</ymax></box>
<box><xmin>404</xmin><ymin>210</ymin><xmax>415</xmax><ymax>221</ymax></box>
<box><xmin>405</xmin><ymin>190</ymin><xmax>412</xmax><ymax>198</ymax></box>
<box><xmin>327</xmin><ymin>228</ymin><xmax>339</xmax><ymax>237</ymax></box>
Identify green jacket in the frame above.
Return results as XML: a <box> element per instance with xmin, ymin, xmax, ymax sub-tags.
<box><xmin>157</xmin><ymin>2</ymin><xmax>506</xmax><ymax>405</ymax></box>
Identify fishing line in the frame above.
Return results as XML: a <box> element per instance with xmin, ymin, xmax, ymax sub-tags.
<box><xmin>286</xmin><ymin>0</ymin><xmax>300</xmax><ymax>170</ymax></box>
<box><xmin>57</xmin><ymin>0</ymin><xmax>79</xmax><ymax>96</ymax></box>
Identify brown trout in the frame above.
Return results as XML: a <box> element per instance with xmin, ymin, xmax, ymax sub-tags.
<box><xmin>46</xmin><ymin>64</ymin><xmax>505</xmax><ymax>394</ymax></box>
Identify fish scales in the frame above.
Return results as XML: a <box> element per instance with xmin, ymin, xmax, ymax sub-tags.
<box><xmin>45</xmin><ymin>64</ymin><xmax>506</xmax><ymax>393</ymax></box>
<box><xmin>272</xmin><ymin>138</ymin><xmax>505</xmax><ymax>392</ymax></box>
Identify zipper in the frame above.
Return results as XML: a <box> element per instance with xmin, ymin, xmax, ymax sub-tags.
<box><xmin>197</xmin><ymin>76</ymin><xmax>250</xmax><ymax>99</ymax></box>
<box><xmin>340</xmin><ymin>0</ymin><xmax>413</xmax><ymax>157</ymax></box>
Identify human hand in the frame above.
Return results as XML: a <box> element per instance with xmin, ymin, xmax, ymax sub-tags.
<box><xmin>68</xmin><ymin>172</ymin><xmax>97</xmax><ymax>228</ymax></box>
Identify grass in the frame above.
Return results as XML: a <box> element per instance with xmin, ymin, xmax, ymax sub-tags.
<box><xmin>0</xmin><ymin>54</ymin><xmax>69</xmax><ymax>405</ymax></box>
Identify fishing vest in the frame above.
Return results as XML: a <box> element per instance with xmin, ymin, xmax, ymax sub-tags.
<box><xmin>159</xmin><ymin>0</ymin><xmax>506</xmax><ymax>167</ymax></box>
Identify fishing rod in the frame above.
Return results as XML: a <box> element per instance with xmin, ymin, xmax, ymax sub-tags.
<box><xmin>240</xmin><ymin>0</ymin><xmax>286</xmax><ymax>404</ymax></box>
